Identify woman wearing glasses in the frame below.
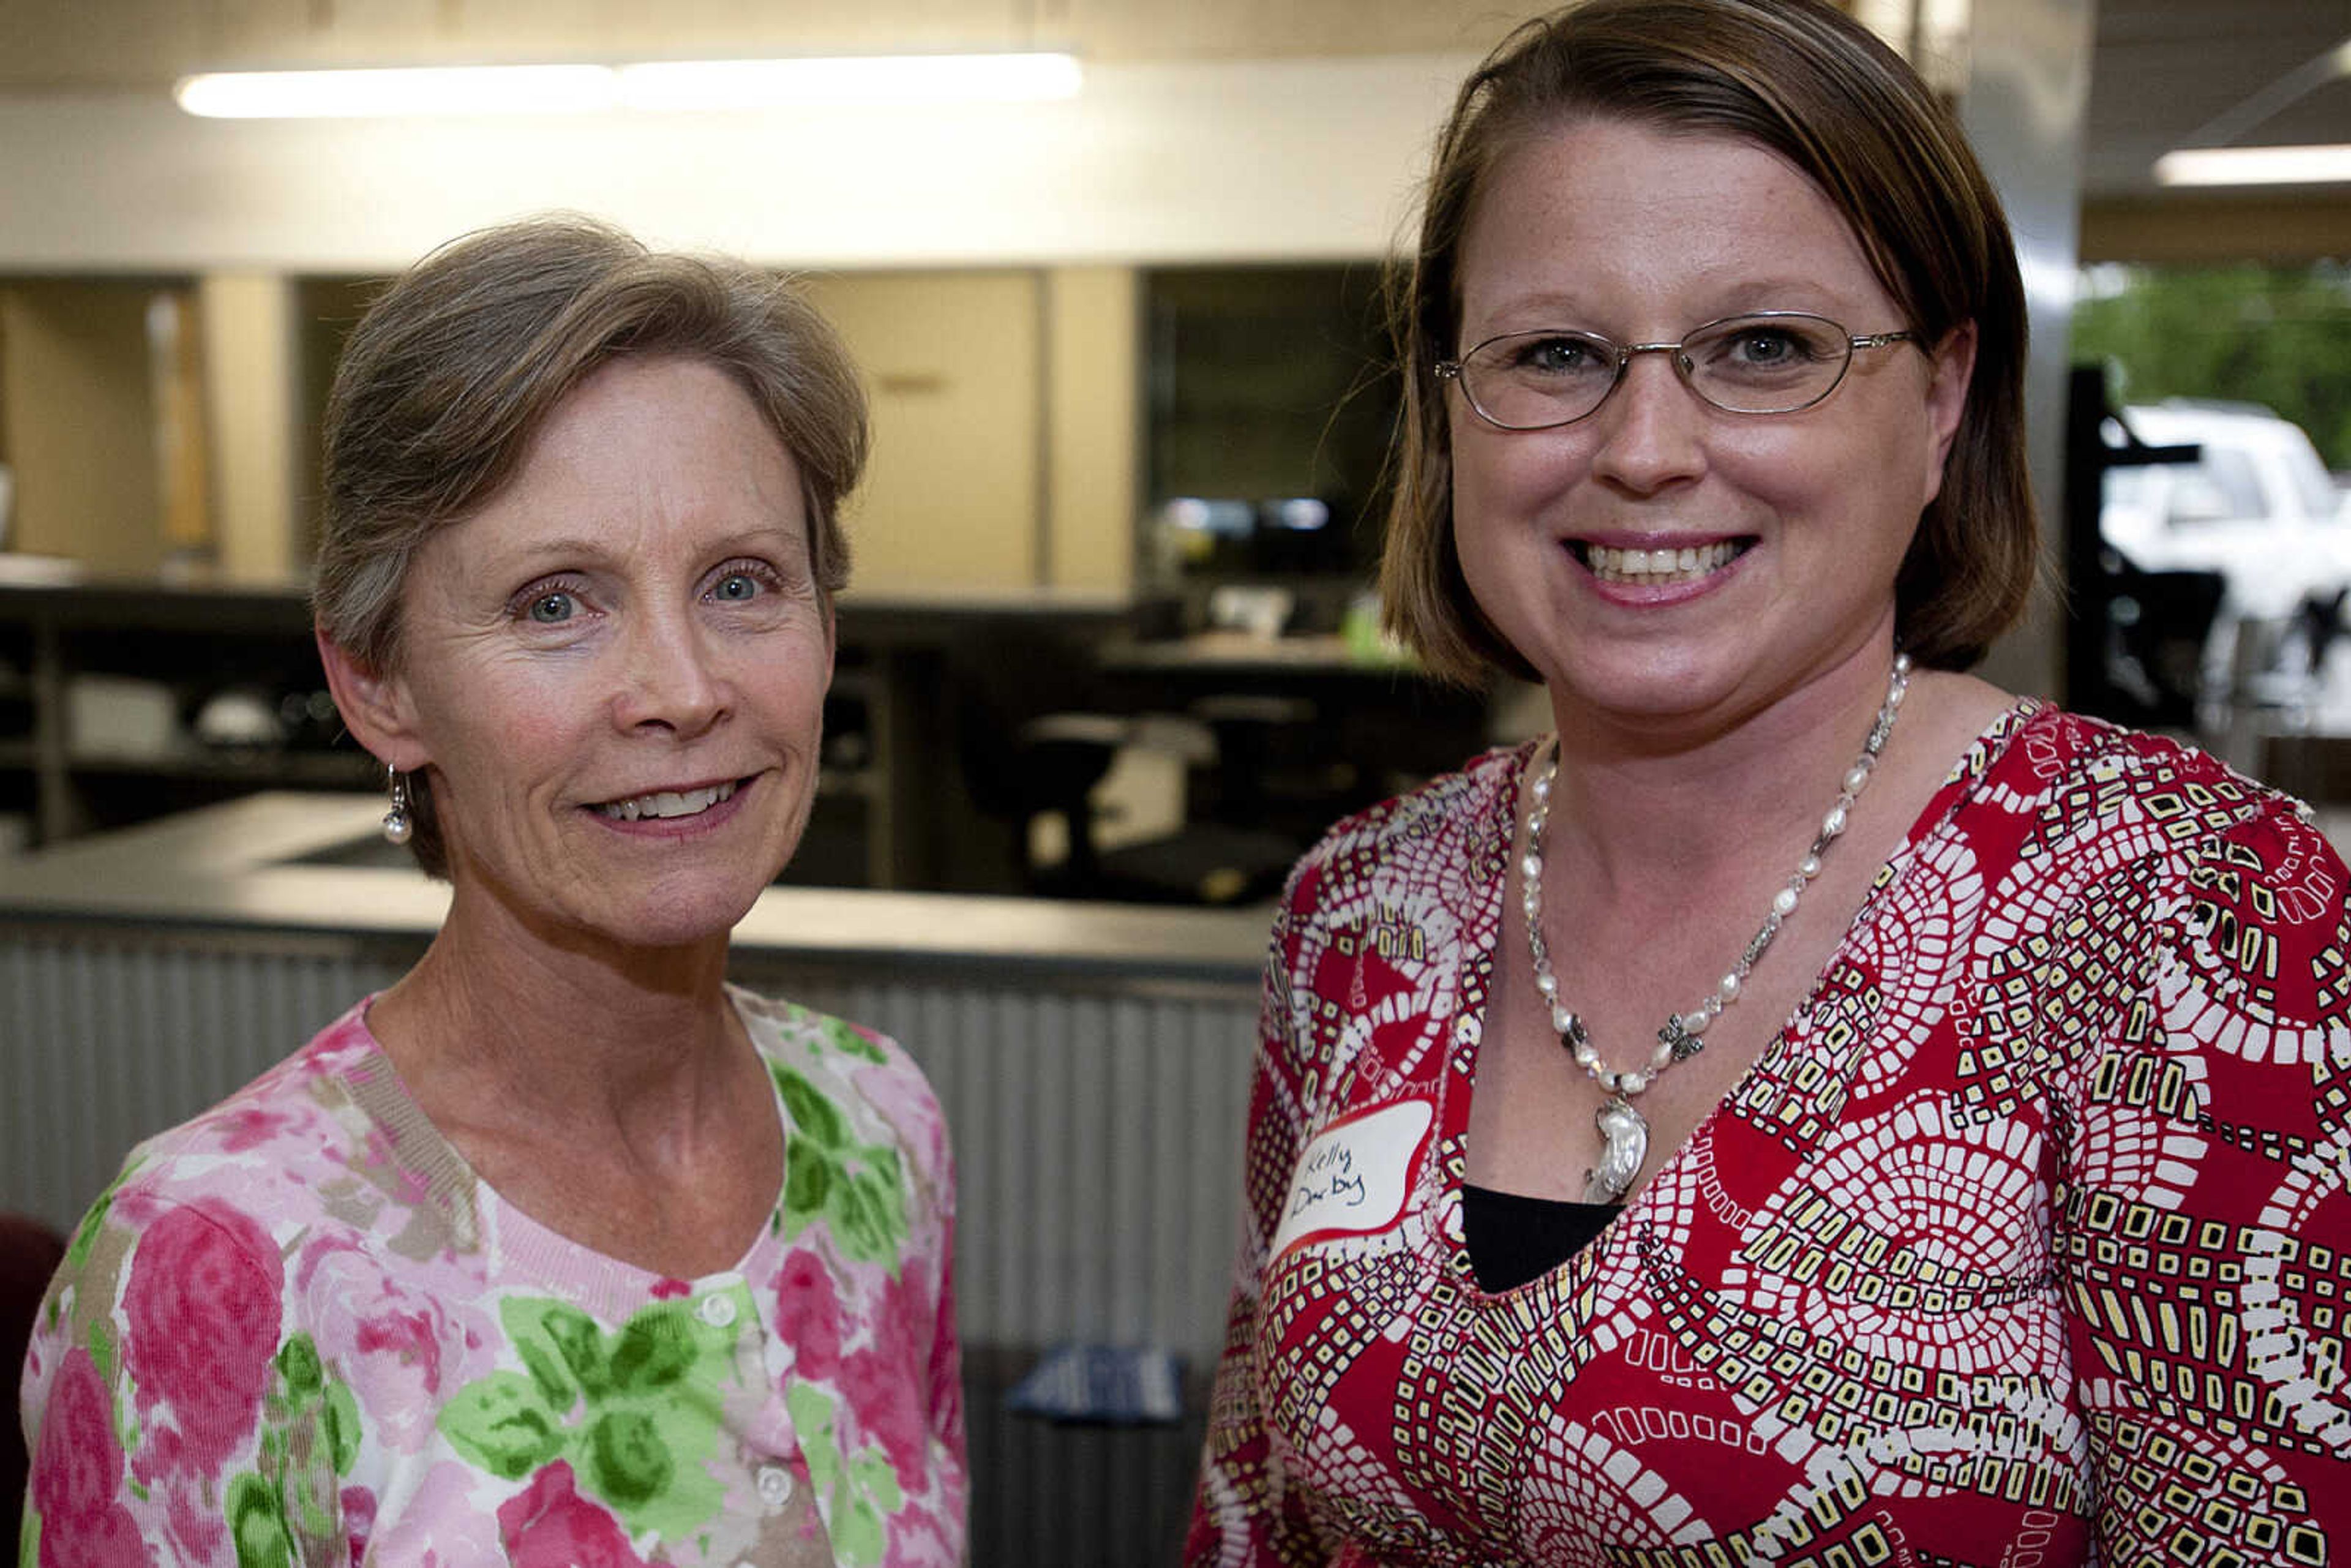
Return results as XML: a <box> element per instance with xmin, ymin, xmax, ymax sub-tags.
<box><xmin>1188</xmin><ymin>0</ymin><xmax>2351</xmax><ymax>1561</ymax></box>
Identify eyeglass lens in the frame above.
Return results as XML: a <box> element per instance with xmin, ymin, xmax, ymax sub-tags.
<box><xmin>1459</xmin><ymin>314</ymin><xmax>1858</xmax><ymax>429</ymax></box>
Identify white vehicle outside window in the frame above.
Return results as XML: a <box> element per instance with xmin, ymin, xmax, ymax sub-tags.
<box><xmin>2101</xmin><ymin>400</ymin><xmax>2351</xmax><ymax>625</ymax></box>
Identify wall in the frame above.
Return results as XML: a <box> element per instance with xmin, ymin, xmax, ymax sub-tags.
<box><xmin>0</xmin><ymin>59</ymin><xmax>1465</xmax><ymax>592</ymax></box>
<box><xmin>0</xmin><ymin>282</ymin><xmax>166</xmax><ymax>574</ymax></box>
<box><xmin>2082</xmin><ymin>195</ymin><xmax>2351</xmax><ymax>264</ymax></box>
<box><xmin>0</xmin><ymin>57</ymin><xmax>1476</xmax><ymax>274</ymax></box>
<box><xmin>1046</xmin><ymin>267</ymin><xmax>1140</xmax><ymax>593</ymax></box>
<box><xmin>197</xmin><ymin>274</ymin><xmax>301</xmax><ymax>583</ymax></box>
<box><xmin>803</xmin><ymin>270</ymin><xmax>1045</xmax><ymax>591</ymax></box>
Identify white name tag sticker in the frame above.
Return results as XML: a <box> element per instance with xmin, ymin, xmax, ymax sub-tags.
<box><xmin>1271</xmin><ymin>1099</ymin><xmax>1436</xmax><ymax>1259</ymax></box>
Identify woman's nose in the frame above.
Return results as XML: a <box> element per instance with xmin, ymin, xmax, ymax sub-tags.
<box><xmin>1588</xmin><ymin>351</ymin><xmax>1708</xmax><ymax>494</ymax></box>
<box><xmin>613</xmin><ymin>611</ymin><xmax>729</xmax><ymax>735</ymax></box>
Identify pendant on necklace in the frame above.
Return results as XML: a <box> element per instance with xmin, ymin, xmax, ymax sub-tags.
<box><xmin>1583</xmin><ymin>1095</ymin><xmax>1648</xmax><ymax>1204</ymax></box>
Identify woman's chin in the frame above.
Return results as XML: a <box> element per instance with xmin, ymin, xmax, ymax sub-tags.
<box><xmin>1541</xmin><ymin>651</ymin><xmax>1747</xmax><ymax>726</ymax></box>
<box><xmin>585</xmin><ymin>884</ymin><xmax>770</xmax><ymax>954</ymax></box>
<box><xmin>613</xmin><ymin>855</ymin><xmax>797</xmax><ymax>950</ymax></box>
<box><xmin>447</xmin><ymin>852</ymin><xmax>782</xmax><ymax>958</ymax></box>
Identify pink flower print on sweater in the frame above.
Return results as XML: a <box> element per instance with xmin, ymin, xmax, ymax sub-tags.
<box><xmin>342</xmin><ymin>1484</ymin><xmax>379</xmax><ymax>1562</ymax></box>
<box><xmin>296</xmin><ymin>1231</ymin><xmax>495</xmax><ymax>1449</ymax></box>
<box><xmin>121</xmin><ymin>1199</ymin><xmax>283</xmax><ymax>1484</ymax></box>
<box><xmin>20</xmin><ymin>990</ymin><xmax>966</xmax><ymax>1564</ymax></box>
<box><xmin>841</xmin><ymin>1262</ymin><xmax>932</xmax><ymax>1490</ymax></box>
<box><xmin>212</xmin><ymin>1102</ymin><xmax>298</xmax><ymax>1153</ymax></box>
<box><xmin>774</xmin><ymin>1246</ymin><xmax>846</xmax><ymax>1379</ymax></box>
<box><xmin>30</xmin><ymin>1348</ymin><xmax>156</xmax><ymax>1568</ymax></box>
<box><xmin>497</xmin><ymin>1460</ymin><xmax>654</xmax><ymax>1568</ymax></box>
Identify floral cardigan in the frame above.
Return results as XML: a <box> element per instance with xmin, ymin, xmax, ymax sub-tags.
<box><xmin>18</xmin><ymin>988</ymin><xmax>964</xmax><ymax>1567</ymax></box>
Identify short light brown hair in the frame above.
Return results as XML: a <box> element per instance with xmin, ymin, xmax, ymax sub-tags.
<box><xmin>1381</xmin><ymin>0</ymin><xmax>2038</xmax><ymax>685</ymax></box>
<box><xmin>315</xmin><ymin>214</ymin><xmax>868</xmax><ymax>876</ymax></box>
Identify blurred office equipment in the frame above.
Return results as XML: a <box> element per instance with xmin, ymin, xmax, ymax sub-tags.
<box><xmin>952</xmin><ymin>620</ymin><xmax>1303</xmax><ymax>905</ymax></box>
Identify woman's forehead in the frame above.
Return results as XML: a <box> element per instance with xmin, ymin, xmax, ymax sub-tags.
<box><xmin>1454</xmin><ymin>121</ymin><xmax>1887</xmax><ymax>321</ymax></box>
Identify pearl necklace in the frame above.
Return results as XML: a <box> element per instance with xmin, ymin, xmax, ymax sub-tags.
<box><xmin>1520</xmin><ymin>653</ymin><xmax>1911</xmax><ymax>1203</ymax></box>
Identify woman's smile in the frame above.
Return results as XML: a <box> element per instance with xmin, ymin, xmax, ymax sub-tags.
<box><xmin>1567</xmin><ymin>536</ymin><xmax>1755</xmax><ymax>596</ymax></box>
<box><xmin>588</xmin><ymin>773</ymin><xmax>751</xmax><ymax>827</ymax></box>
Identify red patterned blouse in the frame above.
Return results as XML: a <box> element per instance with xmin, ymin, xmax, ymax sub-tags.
<box><xmin>1187</xmin><ymin>704</ymin><xmax>2351</xmax><ymax>1566</ymax></box>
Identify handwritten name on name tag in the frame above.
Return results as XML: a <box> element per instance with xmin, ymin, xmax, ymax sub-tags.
<box><xmin>1271</xmin><ymin>1099</ymin><xmax>1435</xmax><ymax>1259</ymax></box>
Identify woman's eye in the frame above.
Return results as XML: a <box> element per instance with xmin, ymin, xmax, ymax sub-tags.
<box><xmin>526</xmin><ymin>591</ymin><xmax>576</xmax><ymax>625</ymax></box>
<box><xmin>1732</xmin><ymin>331</ymin><xmax>1796</xmax><ymax>363</ymax></box>
<box><xmin>713</xmin><ymin>572</ymin><xmax>762</xmax><ymax>602</ymax></box>
<box><xmin>1520</xmin><ymin>336</ymin><xmax>1604</xmax><ymax>375</ymax></box>
<box><xmin>1723</xmin><ymin>327</ymin><xmax>1828</xmax><ymax>367</ymax></box>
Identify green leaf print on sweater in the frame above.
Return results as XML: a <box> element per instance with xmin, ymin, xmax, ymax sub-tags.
<box><xmin>81</xmin><ymin>1314</ymin><xmax>140</xmax><ymax>1457</ymax></box>
<box><xmin>62</xmin><ymin>1156</ymin><xmax>144</xmax><ymax>1273</ymax></box>
<box><xmin>440</xmin><ymin>1296</ymin><xmax>736</xmax><ymax>1541</ymax></box>
<box><xmin>227</xmin><ymin>1472</ymin><xmax>293</xmax><ymax>1568</ymax></box>
<box><xmin>823</xmin><ymin>1015</ymin><xmax>890</xmax><ymax>1065</ymax></box>
<box><xmin>786</xmin><ymin>1382</ymin><xmax>904</xmax><ymax>1568</ymax></box>
<box><xmin>776</xmin><ymin>1000</ymin><xmax>890</xmax><ymax>1065</ymax></box>
<box><xmin>773</xmin><ymin>1066</ymin><xmax>908</xmax><ymax>1267</ymax></box>
<box><xmin>223</xmin><ymin>1333</ymin><xmax>365</xmax><ymax>1567</ymax></box>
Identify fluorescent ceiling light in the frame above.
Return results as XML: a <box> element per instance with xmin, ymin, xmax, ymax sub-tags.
<box><xmin>176</xmin><ymin>65</ymin><xmax>617</xmax><ymax>119</ymax></box>
<box><xmin>2155</xmin><ymin>144</ymin><xmax>2351</xmax><ymax>187</ymax></box>
<box><xmin>174</xmin><ymin>53</ymin><xmax>1082</xmax><ymax>119</ymax></box>
<box><xmin>620</xmin><ymin>54</ymin><xmax>1082</xmax><ymax>110</ymax></box>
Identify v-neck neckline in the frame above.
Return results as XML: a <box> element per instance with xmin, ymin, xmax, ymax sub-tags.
<box><xmin>1436</xmin><ymin>699</ymin><xmax>2047</xmax><ymax>1300</ymax></box>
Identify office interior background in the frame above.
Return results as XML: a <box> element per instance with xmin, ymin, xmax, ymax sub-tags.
<box><xmin>5</xmin><ymin>0</ymin><xmax>2351</xmax><ymax>1558</ymax></box>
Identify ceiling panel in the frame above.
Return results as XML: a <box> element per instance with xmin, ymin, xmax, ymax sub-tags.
<box><xmin>2083</xmin><ymin>0</ymin><xmax>2351</xmax><ymax>193</ymax></box>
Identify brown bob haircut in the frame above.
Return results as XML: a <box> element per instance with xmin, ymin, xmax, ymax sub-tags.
<box><xmin>314</xmin><ymin>214</ymin><xmax>869</xmax><ymax>877</ymax></box>
<box><xmin>1381</xmin><ymin>0</ymin><xmax>2038</xmax><ymax>686</ymax></box>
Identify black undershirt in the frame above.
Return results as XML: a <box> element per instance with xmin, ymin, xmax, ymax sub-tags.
<box><xmin>1460</xmin><ymin>1183</ymin><xmax>1623</xmax><ymax>1292</ymax></box>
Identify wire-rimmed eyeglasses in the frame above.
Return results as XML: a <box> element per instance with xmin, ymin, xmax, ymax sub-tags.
<box><xmin>1435</xmin><ymin>312</ymin><xmax>1921</xmax><ymax>432</ymax></box>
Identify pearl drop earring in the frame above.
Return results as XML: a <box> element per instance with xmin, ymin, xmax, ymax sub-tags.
<box><xmin>381</xmin><ymin>766</ymin><xmax>414</xmax><ymax>846</ymax></box>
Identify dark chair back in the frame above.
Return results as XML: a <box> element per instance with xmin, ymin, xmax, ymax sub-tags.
<box><xmin>2</xmin><ymin>1213</ymin><xmax>68</xmax><ymax>1546</ymax></box>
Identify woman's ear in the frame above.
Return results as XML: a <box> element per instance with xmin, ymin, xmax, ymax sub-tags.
<box><xmin>1919</xmin><ymin>320</ymin><xmax>1978</xmax><ymax>506</ymax></box>
<box><xmin>315</xmin><ymin>628</ymin><xmax>426</xmax><ymax>771</ymax></box>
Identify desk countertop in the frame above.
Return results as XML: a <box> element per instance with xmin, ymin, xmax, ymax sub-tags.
<box><xmin>0</xmin><ymin>792</ymin><xmax>1271</xmax><ymax>982</ymax></box>
<box><xmin>1098</xmin><ymin>630</ymin><xmax>1420</xmax><ymax>675</ymax></box>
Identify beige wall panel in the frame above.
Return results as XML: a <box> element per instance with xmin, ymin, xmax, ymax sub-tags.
<box><xmin>198</xmin><ymin>274</ymin><xmax>302</xmax><ymax>583</ymax></box>
<box><xmin>0</xmin><ymin>283</ymin><xmax>163</xmax><ymax>575</ymax></box>
<box><xmin>2082</xmin><ymin>195</ymin><xmax>2351</xmax><ymax>266</ymax></box>
<box><xmin>1046</xmin><ymin>266</ymin><xmax>1138</xmax><ymax>595</ymax></box>
<box><xmin>802</xmin><ymin>270</ymin><xmax>1041</xmax><ymax>594</ymax></box>
<box><xmin>150</xmin><ymin>288</ymin><xmax>211</xmax><ymax>553</ymax></box>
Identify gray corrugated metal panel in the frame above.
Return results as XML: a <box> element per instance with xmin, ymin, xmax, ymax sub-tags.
<box><xmin>1</xmin><ymin>931</ymin><xmax>408</xmax><ymax>1227</ymax></box>
<box><xmin>4</xmin><ymin>934</ymin><xmax>1260</xmax><ymax>1365</ymax></box>
<box><xmin>723</xmin><ymin>962</ymin><xmax>1259</xmax><ymax>1362</ymax></box>
<box><xmin>962</xmin><ymin>1350</ymin><xmax>1206</xmax><ymax>1567</ymax></box>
